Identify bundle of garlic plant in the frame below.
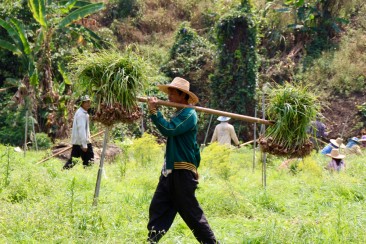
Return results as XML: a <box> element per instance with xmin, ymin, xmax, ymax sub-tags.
<box><xmin>71</xmin><ymin>49</ymin><xmax>147</xmax><ymax>126</ymax></box>
<box><xmin>259</xmin><ymin>83</ymin><xmax>320</xmax><ymax>158</ymax></box>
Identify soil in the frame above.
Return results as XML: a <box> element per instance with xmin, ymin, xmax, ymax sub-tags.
<box><xmin>322</xmin><ymin>92</ymin><xmax>366</xmax><ymax>141</ymax></box>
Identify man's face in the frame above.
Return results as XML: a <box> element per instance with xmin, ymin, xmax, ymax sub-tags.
<box><xmin>81</xmin><ymin>100</ymin><xmax>91</xmax><ymax>110</ymax></box>
<box><xmin>168</xmin><ymin>88</ymin><xmax>186</xmax><ymax>104</ymax></box>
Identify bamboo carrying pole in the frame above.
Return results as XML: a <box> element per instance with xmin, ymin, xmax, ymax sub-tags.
<box><xmin>36</xmin><ymin>130</ymin><xmax>105</xmax><ymax>165</ymax></box>
<box><xmin>240</xmin><ymin>139</ymin><xmax>258</xmax><ymax>147</ymax></box>
<box><xmin>93</xmin><ymin>128</ymin><xmax>109</xmax><ymax>206</ymax></box>
<box><xmin>137</xmin><ymin>97</ymin><xmax>274</xmax><ymax>125</ymax></box>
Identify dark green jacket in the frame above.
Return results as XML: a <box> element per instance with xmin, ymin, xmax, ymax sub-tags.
<box><xmin>150</xmin><ymin>108</ymin><xmax>201</xmax><ymax>170</ymax></box>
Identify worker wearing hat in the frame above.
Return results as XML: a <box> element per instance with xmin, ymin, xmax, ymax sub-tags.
<box><xmin>146</xmin><ymin>77</ymin><xmax>218</xmax><ymax>243</ymax></box>
<box><xmin>345</xmin><ymin>137</ymin><xmax>363</xmax><ymax>156</ymax></box>
<box><xmin>320</xmin><ymin>137</ymin><xmax>345</xmax><ymax>155</ymax></box>
<box><xmin>326</xmin><ymin>149</ymin><xmax>346</xmax><ymax>172</ymax></box>
<box><xmin>63</xmin><ymin>95</ymin><xmax>94</xmax><ymax>169</ymax></box>
<box><xmin>211</xmin><ymin>116</ymin><xmax>240</xmax><ymax>147</ymax></box>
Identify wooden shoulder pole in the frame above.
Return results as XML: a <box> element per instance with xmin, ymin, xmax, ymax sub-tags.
<box><xmin>137</xmin><ymin>97</ymin><xmax>273</xmax><ymax>126</ymax></box>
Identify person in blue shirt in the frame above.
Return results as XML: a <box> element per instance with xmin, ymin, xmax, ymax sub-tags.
<box><xmin>320</xmin><ymin>137</ymin><xmax>345</xmax><ymax>155</ymax></box>
<box><xmin>345</xmin><ymin>137</ymin><xmax>363</xmax><ymax>155</ymax></box>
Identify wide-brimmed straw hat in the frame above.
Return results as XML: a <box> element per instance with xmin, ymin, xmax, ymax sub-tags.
<box><xmin>330</xmin><ymin>137</ymin><xmax>346</xmax><ymax>148</ymax></box>
<box><xmin>157</xmin><ymin>77</ymin><xmax>199</xmax><ymax>105</ymax></box>
<box><xmin>217</xmin><ymin>116</ymin><xmax>231</xmax><ymax>122</ymax></box>
<box><xmin>326</xmin><ymin>149</ymin><xmax>345</xmax><ymax>159</ymax></box>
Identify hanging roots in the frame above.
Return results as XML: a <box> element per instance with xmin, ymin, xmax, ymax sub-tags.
<box><xmin>259</xmin><ymin>136</ymin><xmax>314</xmax><ymax>158</ymax></box>
<box><xmin>93</xmin><ymin>103</ymin><xmax>142</xmax><ymax>126</ymax></box>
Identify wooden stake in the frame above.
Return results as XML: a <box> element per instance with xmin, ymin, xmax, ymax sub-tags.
<box><xmin>137</xmin><ymin>97</ymin><xmax>273</xmax><ymax>125</ymax></box>
<box><xmin>93</xmin><ymin>128</ymin><xmax>109</xmax><ymax>206</ymax></box>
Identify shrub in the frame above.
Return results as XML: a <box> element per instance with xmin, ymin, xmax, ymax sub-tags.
<box><xmin>129</xmin><ymin>133</ymin><xmax>164</xmax><ymax>167</ymax></box>
<box><xmin>32</xmin><ymin>133</ymin><xmax>52</xmax><ymax>150</ymax></box>
<box><xmin>116</xmin><ymin>0</ymin><xmax>140</xmax><ymax>19</ymax></box>
<box><xmin>0</xmin><ymin>100</ymin><xmax>26</xmax><ymax>146</ymax></box>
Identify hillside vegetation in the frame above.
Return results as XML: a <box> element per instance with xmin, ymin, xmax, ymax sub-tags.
<box><xmin>0</xmin><ymin>0</ymin><xmax>365</xmax><ymax>146</ymax></box>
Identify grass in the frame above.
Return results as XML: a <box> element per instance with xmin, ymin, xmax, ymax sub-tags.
<box><xmin>0</xmin><ymin>140</ymin><xmax>366</xmax><ymax>243</ymax></box>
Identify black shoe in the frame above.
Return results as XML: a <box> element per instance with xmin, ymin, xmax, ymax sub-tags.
<box><xmin>62</xmin><ymin>162</ymin><xmax>74</xmax><ymax>170</ymax></box>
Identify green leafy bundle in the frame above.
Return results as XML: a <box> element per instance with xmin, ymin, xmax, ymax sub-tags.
<box><xmin>259</xmin><ymin>83</ymin><xmax>319</xmax><ymax>158</ymax></box>
<box><xmin>71</xmin><ymin>49</ymin><xmax>147</xmax><ymax>126</ymax></box>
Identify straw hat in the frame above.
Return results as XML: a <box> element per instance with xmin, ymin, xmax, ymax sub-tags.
<box><xmin>330</xmin><ymin>137</ymin><xmax>346</xmax><ymax>148</ymax></box>
<box><xmin>217</xmin><ymin>116</ymin><xmax>230</xmax><ymax>122</ymax></box>
<box><xmin>326</xmin><ymin>149</ymin><xmax>345</xmax><ymax>159</ymax></box>
<box><xmin>157</xmin><ymin>77</ymin><xmax>199</xmax><ymax>105</ymax></box>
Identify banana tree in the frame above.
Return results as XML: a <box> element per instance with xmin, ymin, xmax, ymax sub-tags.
<box><xmin>28</xmin><ymin>0</ymin><xmax>105</xmax><ymax>97</ymax></box>
<box><xmin>0</xmin><ymin>0</ymin><xmax>105</xmax><ymax>138</ymax></box>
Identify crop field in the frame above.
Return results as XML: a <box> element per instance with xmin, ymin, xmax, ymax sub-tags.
<box><xmin>0</xmin><ymin>135</ymin><xmax>365</xmax><ymax>243</ymax></box>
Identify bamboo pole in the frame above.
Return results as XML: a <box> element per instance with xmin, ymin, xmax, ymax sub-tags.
<box><xmin>93</xmin><ymin>128</ymin><xmax>109</xmax><ymax>206</ymax></box>
<box><xmin>36</xmin><ymin>130</ymin><xmax>105</xmax><ymax>165</ymax></box>
<box><xmin>24</xmin><ymin>110</ymin><xmax>28</xmax><ymax>157</ymax></box>
<box><xmin>137</xmin><ymin>97</ymin><xmax>274</xmax><ymax>126</ymax></box>
<box><xmin>240</xmin><ymin>139</ymin><xmax>259</xmax><ymax>147</ymax></box>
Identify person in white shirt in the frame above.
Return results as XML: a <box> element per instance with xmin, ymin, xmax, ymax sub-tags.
<box><xmin>211</xmin><ymin>116</ymin><xmax>240</xmax><ymax>147</ymax></box>
<box><xmin>63</xmin><ymin>95</ymin><xmax>94</xmax><ymax>169</ymax></box>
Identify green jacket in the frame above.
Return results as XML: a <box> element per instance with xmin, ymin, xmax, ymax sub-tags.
<box><xmin>150</xmin><ymin>108</ymin><xmax>201</xmax><ymax>170</ymax></box>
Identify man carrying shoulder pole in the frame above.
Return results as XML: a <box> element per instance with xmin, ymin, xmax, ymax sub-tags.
<box><xmin>146</xmin><ymin>77</ymin><xmax>218</xmax><ymax>243</ymax></box>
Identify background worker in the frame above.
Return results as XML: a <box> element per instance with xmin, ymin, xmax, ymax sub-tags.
<box><xmin>307</xmin><ymin>114</ymin><xmax>329</xmax><ymax>152</ymax></box>
<box><xmin>63</xmin><ymin>95</ymin><xmax>94</xmax><ymax>170</ymax></box>
<box><xmin>360</xmin><ymin>128</ymin><xmax>366</xmax><ymax>148</ymax></box>
<box><xmin>211</xmin><ymin>116</ymin><xmax>240</xmax><ymax>148</ymax></box>
<box><xmin>345</xmin><ymin>137</ymin><xmax>363</xmax><ymax>156</ymax></box>
<box><xmin>326</xmin><ymin>149</ymin><xmax>346</xmax><ymax>172</ymax></box>
<box><xmin>320</xmin><ymin>137</ymin><xmax>345</xmax><ymax>155</ymax></box>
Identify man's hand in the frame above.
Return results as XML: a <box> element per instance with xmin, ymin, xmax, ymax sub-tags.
<box><xmin>82</xmin><ymin>147</ymin><xmax>88</xmax><ymax>152</ymax></box>
<box><xmin>147</xmin><ymin>97</ymin><xmax>158</xmax><ymax>111</ymax></box>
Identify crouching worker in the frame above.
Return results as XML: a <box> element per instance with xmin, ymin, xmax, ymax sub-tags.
<box><xmin>63</xmin><ymin>95</ymin><xmax>94</xmax><ymax>170</ymax></box>
<box><xmin>345</xmin><ymin>137</ymin><xmax>363</xmax><ymax>156</ymax></box>
<box><xmin>320</xmin><ymin>137</ymin><xmax>345</xmax><ymax>155</ymax></box>
<box><xmin>146</xmin><ymin>77</ymin><xmax>218</xmax><ymax>243</ymax></box>
<box><xmin>326</xmin><ymin>149</ymin><xmax>346</xmax><ymax>172</ymax></box>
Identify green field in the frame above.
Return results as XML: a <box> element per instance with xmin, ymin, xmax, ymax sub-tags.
<box><xmin>0</xmin><ymin>136</ymin><xmax>365</xmax><ymax>243</ymax></box>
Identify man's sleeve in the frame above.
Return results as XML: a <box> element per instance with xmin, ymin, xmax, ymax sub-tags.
<box><xmin>211</xmin><ymin>127</ymin><xmax>218</xmax><ymax>143</ymax></box>
<box><xmin>150</xmin><ymin>110</ymin><xmax>196</xmax><ymax>137</ymax></box>
<box><xmin>229</xmin><ymin>125</ymin><xmax>239</xmax><ymax>145</ymax></box>
<box><xmin>76</xmin><ymin>114</ymin><xmax>88</xmax><ymax>148</ymax></box>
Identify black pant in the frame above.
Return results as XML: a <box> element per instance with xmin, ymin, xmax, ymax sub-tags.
<box><xmin>147</xmin><ymin>170</ymin><xmax>218</xmax><ymax>243</ymax></box>
<box><xmin>63</xmin><ymin>144</ymin><xmax>94</xmax><ymax>169</ymax></box>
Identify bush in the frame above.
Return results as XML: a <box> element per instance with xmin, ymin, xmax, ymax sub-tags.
<box><xmin>129</xmin><ymin>133</ymin><xmax>164</xmax><ymax>167</ymax></box>
<box><xmin>116</xmin><ymin>0</ymin><xmax>140</xmax><ymax>19</ymax></box>
<box><xmin>0</xmin><ymin>99</ymin><xmax>26</xmax><ymax>146</ymax></box>
<box><xmin>31</xmin><ymin>133</ymin><xmax>52</xmax><ymax>150</ymax></box>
